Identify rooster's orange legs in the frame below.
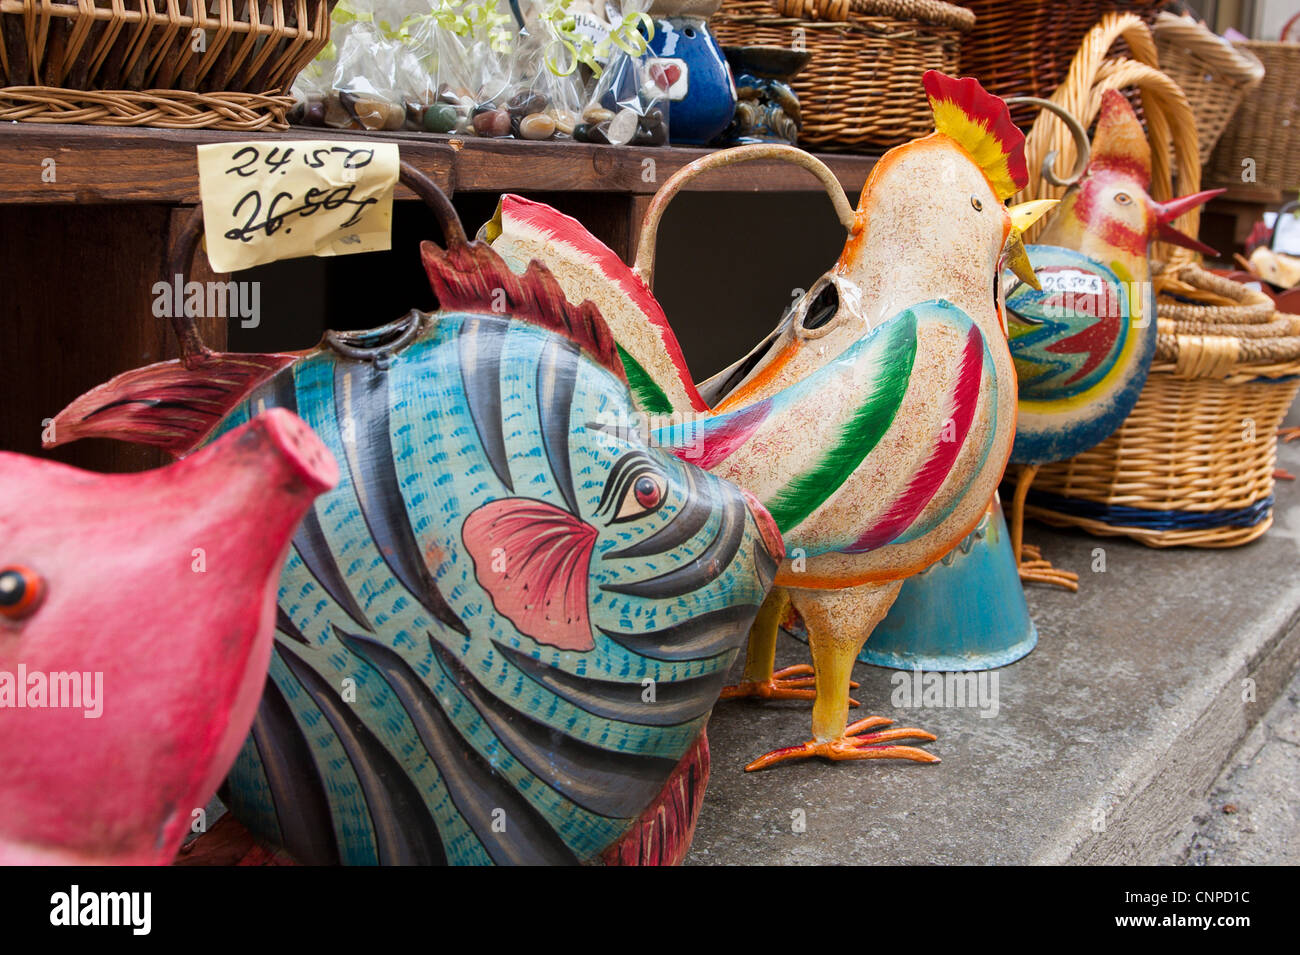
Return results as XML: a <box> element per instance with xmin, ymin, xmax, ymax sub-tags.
<box><xmin>1009</xmin><ymin>467</ymin><xmax>1079</xmax><ymax>591</ymax></box>
<box><xmin>722</xmin><ymin>587</ymin><xmax>860</xmax><ymax>706</ymax></box>
<box><xmin>745</xmin><ymin>717</ymin><xmax>940</xmax><ymax>771</ymax></box>
<box><xmin>745</xmin><ymin>581</ymin><xmax>937</xmax><ymax>772</ymax></box>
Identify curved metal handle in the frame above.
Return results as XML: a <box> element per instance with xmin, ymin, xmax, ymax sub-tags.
<box><xmin>632</xmin><ymin>144</ymin><xmax>857</xmax><ymax>287</ymax></box>
<box><xmin>166</xmin><ymin>161</ymin><xmax>464</xmax><ymax>368</ymax></box>
<box><xmin>1005</xmin><ymin>96</ymin><xmax>1092</xmax><ymax>188</ymax></box>
<box><xmin>1283</xmin><ymin>10</ymin><xmax>1300</xmax><ymax>42</ymax></box>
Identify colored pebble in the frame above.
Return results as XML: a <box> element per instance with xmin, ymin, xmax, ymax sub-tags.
<box><xmin>423</xmin><ymin>103</ymin><xmax>459</xmax><ymax>133</ymax></box>
<box><xmin>472</xmin><ymin>108</ymin><xmax>512</xmax><ymax>138</ymax></box>
<box><xmin>518</xmin><ymin>113</ymin><xmax>556</xmax><ymax>140</ymax></box>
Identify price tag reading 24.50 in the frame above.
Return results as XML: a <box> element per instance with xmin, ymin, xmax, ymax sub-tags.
<box><xmin>195</xmin><ymin>141</ymin><xmax>400</xmax><ymax>272</ymax></box>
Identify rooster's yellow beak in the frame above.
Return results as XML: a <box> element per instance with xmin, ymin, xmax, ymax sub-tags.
<box><xmin>1003</xmin><ymin>199</ymin><xmax>1057</xmax><ymax>290</ymax></box>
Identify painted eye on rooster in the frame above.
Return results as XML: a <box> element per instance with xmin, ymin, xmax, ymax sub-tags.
<box><xmin>598</xmin><ymin>452</ymin><xmax>670</xmax><ymax>524</ymax></box>
<box><xmin>0</xmin><ymin>565</ymin><xmax>45</xmax><ymax>621</ymax></box>
<box><xmin>971</xmin><ymin>196</ymin><xmax>984</xmax><ymax>211</ymax></box>
<box><xmin>1114</xmin><ymin>192</ymin><xmax>1133</xmax><ymax>206</ymax></box>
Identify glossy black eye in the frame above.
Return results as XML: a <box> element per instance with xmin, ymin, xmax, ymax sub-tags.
<box><xmin>971</xmin><ymin>196</ymin><xmax>983</xmax><ymax>211</ymax></box>
<box><xmin>1114</xmin><ymin>192</ymin><xmax>1133</xmax><ymax>206</ymax></box>
<box><xmin>0</xmin><ymin>566</ymin><xmax>44</xmax><ymax>621</ymax></box>
<box><xmin>801</xmin><ymin>281</ymin><xmax>839</xmax><ymax>331</ymax></box>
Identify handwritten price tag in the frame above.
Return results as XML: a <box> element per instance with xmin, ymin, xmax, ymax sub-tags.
<box><xmin>195</xmin><ymin>141</ymin><xmax>400</xmax><ymax>272</ymax></box>
<box><xmin>1040</xmin><ymin>268</ymin><xmax>1104</xmax><ymax>296</ymax></box>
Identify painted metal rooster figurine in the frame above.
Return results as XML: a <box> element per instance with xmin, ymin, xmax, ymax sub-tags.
<box><xmin>1</xmin><ymin>411</ymin><xmax>337</xmax><ymax>864</ymax></box>
<box><xmin>487</xmin><ymin>71</ymin><xmax>1053</xmax><ymax>770</ymax></box>
<box><xmin>46</xmin><ymin>169</ymin><xmax>783</xmax><ymax>865</ymax></box>
<box><xmin>1005</xmin><ymin>90</ymin><xmax>1223</xmax><ymax>586</ymax></box>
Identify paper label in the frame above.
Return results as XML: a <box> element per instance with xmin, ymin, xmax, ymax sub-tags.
<box><xmin>196</xmin><ymin>141</ymin><xmax>400</xmax><ymax>272</ymax></box>
<box><xmin>573</xmin><ymin>12</ymin><xmax>613</xmax><ymax>51</ymax></box>
<box><xmin>1039</xmin><ymin>268</ymin><xmax>1104</xmax><ymax>296</ymax></box>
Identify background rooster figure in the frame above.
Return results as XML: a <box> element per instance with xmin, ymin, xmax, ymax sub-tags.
<box><xmin>489</xmin><ymin>72</ymin><xmax>1052</xmax><ymax>770</ymax></box>
<box><xmin>1005</xmin><ymin>90</ymin><xmax>1222</xmax><ymax>586</ymax></box>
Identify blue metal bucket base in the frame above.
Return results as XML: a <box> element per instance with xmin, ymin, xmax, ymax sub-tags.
<box><xmin>787</xmin><ymin>497</ymin><xmax>1038</xmax><ymax>672</ymax></box>
<box><xmin>855</xmin><ymin>623</ymin><xmax>1037</xmax><ymax>672</ymax></box>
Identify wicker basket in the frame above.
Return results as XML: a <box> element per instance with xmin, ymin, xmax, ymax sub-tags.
<box><xmin>1019</xmin><ymin>265</ymin><xmax>1300</xmax><ymax>547</ymax></box>
<box><xmin>711</xmin><ymin>0</ymin><xmax>974</xmax><ymax>151</ymax></box>
<box><xmin>1152</xmin><ymin>12</ymin><xmax>1265</xmax><ymax>165</ymax></box>
<box><xmin>956</xmin><ymin>0</ymin><xmax>1164</xmax><ymax>129</ymax></box>
<box><xmin>0</xmin><ymin>0</ymin><xmax>334</xmax><ymax>130</ymax></box>
<box><xmin>1204</xmin><ymin>16</ymin><xmax>1300</xmax><ymax>196</ymax></box>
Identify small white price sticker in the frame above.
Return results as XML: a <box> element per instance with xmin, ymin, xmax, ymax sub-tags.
<box><xmin>196</xmin><ymin>141</ymin><xmax>400</xmax><ymax>272</ymax></box>
<box><xmin>1040</xmin><ymin>268</ymin><xmax>1103</xmax><ymax>296</ymax></box>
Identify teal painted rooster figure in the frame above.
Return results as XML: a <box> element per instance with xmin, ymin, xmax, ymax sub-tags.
<box><xmin>46</xmin><ymin>171</ymin><xmax>784</xmax><ymax>865</ymax></box>
<box><xmin>1004</xmin><ymin>90</ymin><xmax>1223</xmax><ymax>586</ymax></box>
<box><xmin>487</xmin><ymin>72</ymin><xmax>1055</xmax><ymax>770</ymax></box>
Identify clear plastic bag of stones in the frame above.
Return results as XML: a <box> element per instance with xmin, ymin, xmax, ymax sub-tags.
<box><xmin>462</xmin><ymin>37</ymin><xmax>522</xmax><ymax>138</ymax></box>
<box><xmin>499</xmin><ymin>37</ymin><xmax>587</xmax><ymax>141</ymax></box>
<box><xmin>390</xmin><ymin>12</ymin><xmax>443</xmax><ymax>132</ymax></box>
<box><xmin>288</xmin><ymin>58</ymin><xmax>332</xmax><ymax>127</ymax></box>
<box><xmin>418</xmin><ymin>24</ymin><xmax>476</xmax><ymax>135</ymax></box>
<box><xmin>578</xmin><ymin>4</ymin><xmax>668</xmax><ymax>146</ymax></box>
<box><xmin>327</xmin><ymin>22</ymin><xmax>408</xmax><ymax>131</ymax></box>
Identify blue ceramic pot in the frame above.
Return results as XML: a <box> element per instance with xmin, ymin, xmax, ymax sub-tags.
<box><xmin>787</xmin><ymin>496</ymin><xmax>1037</xmax><ymax>672</ymax></box>
<box><xmin>645</xmin><ymin>16</ymin><xmax>737</xmax><ymax>145</ymax></box>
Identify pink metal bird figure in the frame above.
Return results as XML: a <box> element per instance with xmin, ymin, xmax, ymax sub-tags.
<box><xmin>0</xmin><ymin>410</ymin><xmax>337</xmax><ymax>864</ymax></box>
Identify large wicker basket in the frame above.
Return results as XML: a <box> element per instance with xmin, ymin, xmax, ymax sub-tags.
<box><xmin>957</xmin><ymin>0</ymin><xmax>1164</xmax><ymax>129</ymax></box>
<box><xmin>1152</xmin><ymin>11</ymin><xmax>1265</xmax><ymax>165</ymax></box>
<box><xmin>1204</xmin><ymin>14</ymin><xmax>1300</xmax><ymax>196</ymax></box>
<box><xmin>1020</xmin><ymin>265</ymin><xmax>1300</xmax><ymax>548</ymax></box>
<box><xmin>0</xmin><ymin>0</ymin><xmax>334</xmax><ymax>130</ymax></box>
<box><xmin>711</xmin><ymin>0</ymin><xmax>974</xmax><ymax>151</ymax></box>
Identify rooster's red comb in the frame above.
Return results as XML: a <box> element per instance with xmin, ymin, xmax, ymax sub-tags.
<box><xmin>1088</xmin><ymin>89</ymin><xmax>1152</xmax><ymax>187</ymax></box>
<box><xmin>923</xmin><ymin>71</ymin><xmax>1028</xmax><ymax>201</ymax></box>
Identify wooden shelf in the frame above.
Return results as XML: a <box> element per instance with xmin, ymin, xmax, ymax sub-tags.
<box><xmin>0</xmin><ymin>124</ymin><xmax>876</xmax><ymax>472</ymax></box>
<box><xmin>0</xmin><ymin>124</ymin><xmax>879</xmax><ymax>204</ymax></box>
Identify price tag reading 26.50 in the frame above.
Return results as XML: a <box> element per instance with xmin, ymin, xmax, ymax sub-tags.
<box><xmin>195</xmin><ymin>141</ymin><xmax>401</xmax><ymax>272</ymax></box>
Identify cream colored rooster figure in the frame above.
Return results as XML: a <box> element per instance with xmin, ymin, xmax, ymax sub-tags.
<box><xmin>486</xmin><ymin>72</ymin><xmax>1052</xmax><ymax>770</ymax></box>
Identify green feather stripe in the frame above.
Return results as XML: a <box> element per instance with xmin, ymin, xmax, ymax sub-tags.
<box><xmin>764</xmin><ymin>315</ymin><xmax>918</xmax><ymax>533</ymax></box>
<box><xmin>617</xmin><ymin>344</ymin><xmax>675</xmax><ymax>415</ymax></box>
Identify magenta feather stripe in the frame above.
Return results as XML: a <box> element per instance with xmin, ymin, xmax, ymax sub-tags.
<box><xmin>672</xmin><ymin>398</ymin><xmax>772</xmax><ymax>470</ymax></box>
<box><xmin>844</xmin><ymin>325</ymin><xmax>984</xmax><ymax>554</ymax></box>
<box><xmin>503</xmin><ymin>196</ymin><xmax>709</xmax><ymax>412</ymax></box>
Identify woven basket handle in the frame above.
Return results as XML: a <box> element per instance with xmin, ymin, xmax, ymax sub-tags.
<box><xmin>1154</xmin><ymin>12</ymin><xmax>1266</xmax><ymax>85</ymax></box>
<box><xmin>774</xmin><ymin>0</ymin><xmax>975</xmax><ymax>30</ymax></box>
<box><xmin>166</xmin><ymin>162</ymin><xmax>463</xmax><ymax>367</ymax></box>
<box><xmin>633</xmin><ymin>144</ymin><xmax>855</xmax><ymax>287</ymax></box>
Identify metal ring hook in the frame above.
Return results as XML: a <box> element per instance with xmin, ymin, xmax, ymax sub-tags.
<box><xmin>1005</xmin><ymin>96</ymin><xmax>1092</xmax><ymax>189</ymax></box>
